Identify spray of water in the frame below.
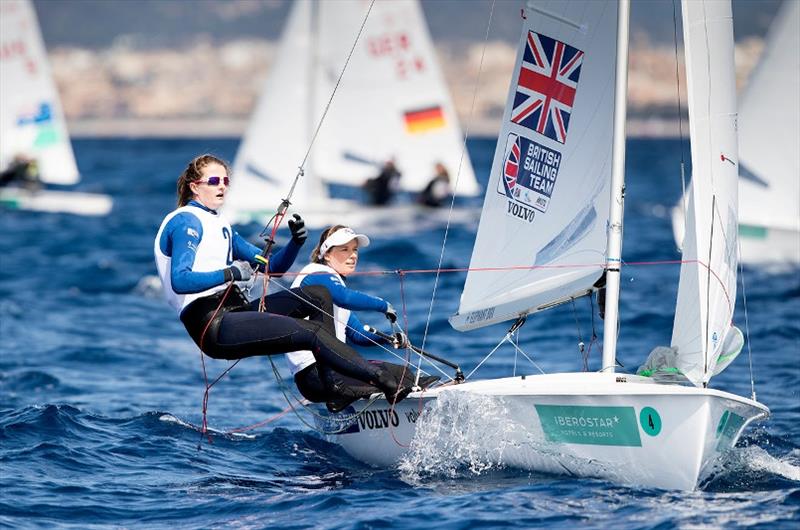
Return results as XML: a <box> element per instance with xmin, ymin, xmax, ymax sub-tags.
<box><xmin>398</xmin><ymin>391</ymin><xmax>529</xmax><ymax>481</ymax></box>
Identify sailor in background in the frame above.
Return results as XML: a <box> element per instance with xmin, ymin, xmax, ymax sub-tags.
<box><xmin>418</xmin><ymin>162</ymin><xmax>451</xmax><ymax>208</ymax></box>
<box><xmin>288</xmin><ymin>225</ymin><xmax>439</xmax><ymax>412</ymax></box>
<box><xmin>363</xmin><ymin>159</ymin><xmax>401</xmax><ymax>206</ymax></box>
<box><xmin>154</xmin><ymin>154</ymin><xmax>411</xmax><ymax>404</ymax></box>
<box><xmin>0</xmin><ymin>155</ymin><xmax>40</xmax><ymax>190</ymax></box>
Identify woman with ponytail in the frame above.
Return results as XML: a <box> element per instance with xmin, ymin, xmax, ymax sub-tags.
<box><xmin>154</xmin><ymin>154</ymin><xmax>412</xmax><ymax>405</ymax></box>
<box><xmin>287</xmin><ymin>225</ymin><xmax>440</xmax><ymax>412</ymax></box>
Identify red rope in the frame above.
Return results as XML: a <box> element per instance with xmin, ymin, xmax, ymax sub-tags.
<box><xmin>197</xmin><ymin>282</ymin><xmax>234</xmax><ymax>440</ymax></box>
<box><xmin>265</xmin><ymin>258</ymin><xmax>697</xmax><ymax>278</ymax></box>
<box><xmin>225</xmin><ymin>401</ymin><xmax>307</xmax><ymax>434</ymax></box>
<box><xmin>196</xmin><ymin>207</ymin><xmax>291</xmax><ymax>441</ymax></box>
<box><xmin>388</xmin><ymin>270</ymin><xmax>412</xmax><ymax>448</ymax></box>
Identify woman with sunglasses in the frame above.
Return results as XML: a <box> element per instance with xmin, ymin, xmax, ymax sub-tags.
<box><xmin>287</xmin><ymin>225</ymin><xmax>439</xmax><ymax>413</ymax></box>
<box><xmin>154</xmin><ymin>154</ymin><xmax>411</xmax><ymax>404</ymax></box>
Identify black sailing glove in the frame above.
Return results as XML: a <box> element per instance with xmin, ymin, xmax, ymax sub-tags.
<box><xmin>385</xmin><ymin>302</ymin><xmax>398</xmax><ymax>323</ymax></box>
<box><xmin>287</xmin><ymin>213</ymin><xmax>307</xmax><ymax>244</ymax></box>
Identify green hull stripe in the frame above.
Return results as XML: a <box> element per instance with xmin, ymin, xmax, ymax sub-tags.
<box><xmin>535</xmin><ymin>404</ymin><xmax>642</xmax><ymax>447</ymax></box>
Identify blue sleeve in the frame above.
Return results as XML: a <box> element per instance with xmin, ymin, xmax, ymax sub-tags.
<box><xmin>231</xmin><ymin>232</ymin><xmax>262</xmax><ymax>262</ymax></box>
<box><xmin>161</xmin><ymin>213</ymin><xmax>226</xmax><ymax>294</ymax></box>
<box><xmin>345</xmin><ymin>312</ymin><xmax>390</xmax><ymax>346</ymax></box>
<box><xmin>231</xmin><ymin>233</ymin><xmax>301</xmax><ymax>274</ymax></box>
<box><xmin>300</xmin><ymin>273</ymin><xmax>388</xmax><ymax>312</ymax></box>
<box><xmin>267</xmin><ymin>239</ymin><xmax>302</xmax><ymax>274</ymax></box>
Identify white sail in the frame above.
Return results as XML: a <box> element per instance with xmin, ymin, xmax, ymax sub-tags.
<box><xmin>736</xmin><ymin>0</ymin><xmax>800</xmax><ymax>244</ymax></box>
<box><xmin>313</xmin><ymin>0</ymin><xmax>477</xmax><ymax>193</ymax></box>
<box><xmin>0</xmin><ymin>0</ymin><xmax>78</xmax><ymax>184</ymax></box>
<box><xmin>225</xmin><ymin>0</ymin><xmax>477</xmax><ymax>225</ymax></box>
<box><xmin>671</xmin><ymin>0</ymin><xmax>739</xmax><ymax>386</ymax></box>
<box><xmin>451</xmin><ymin>0</ymin><xmax>618</xmax><ymax>332</ymax></box>
<box><xmin>226</xmin><ymin>0</ymin><xmax>318</xmax><ymax>222</ymax></box>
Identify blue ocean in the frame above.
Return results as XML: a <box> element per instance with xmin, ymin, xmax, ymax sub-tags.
<box><xmin>1</xmin><ymin>137</ymin><xmax>798</xmax><ymax>529</ymax></box>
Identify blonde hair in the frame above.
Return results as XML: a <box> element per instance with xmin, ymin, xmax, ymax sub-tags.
<box><xmin>311</xmin><ymin>224</ymin><xmax>347</xmax><ymax>263</ymax></box>
<box><xmin>176</xmin><ymin>154</ymin><xmax>230</xmax><ymax>206</ymax></box>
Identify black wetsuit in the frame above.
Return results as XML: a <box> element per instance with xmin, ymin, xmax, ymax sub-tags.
<box><xmin>180</xmin><ymin>284</ymin><xmax>403</xmax><ymax>397</ymax></box>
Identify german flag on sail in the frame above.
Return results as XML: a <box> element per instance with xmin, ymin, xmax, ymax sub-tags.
<box><xmin>404</xmin><ymin>105</ymin><xmax>446</xmax><ymax>134</ymax></box>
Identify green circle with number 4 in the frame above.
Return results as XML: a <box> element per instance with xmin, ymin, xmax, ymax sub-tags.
<box><xmin>640</xmin><ymin>407</ymin><xmax>662</xmax><ymax>436</ymax></box>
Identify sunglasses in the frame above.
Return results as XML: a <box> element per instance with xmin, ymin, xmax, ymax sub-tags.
<box><xmin>198</xmin><ymin>176</ymin><xmax>230</xmax><ymax>186</ymax></box>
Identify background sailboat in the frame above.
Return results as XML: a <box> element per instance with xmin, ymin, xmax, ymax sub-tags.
<box><xmin>313</xmin><ymin>0</ymin><xmax>768</xmax><ymax>491</ymax></box>
<box><xmin>0</xmin><ymin>0</ymin><xmax>112</xmax><ymax>216</ymax></box>
<box><xmin>224</xmin><ymin>0</ymin><xmax>479</xmax><ymax>229</ymax></box>
<box><xmin>672</xmin><ymin>0</ymin><xmax>799</xmax><ymax>267</ymax></box>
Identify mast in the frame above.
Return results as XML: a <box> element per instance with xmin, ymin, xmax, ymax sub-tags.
<box><xmin>601</xmin><ymin>0</ymin><xmax>630</xmax><ymax>373</ymax></box>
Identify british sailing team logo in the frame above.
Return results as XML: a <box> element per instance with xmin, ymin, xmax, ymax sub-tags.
<box><xmin>511</xmin><ymin>31</ymin><xmax>584</xmax><ymax>144</ymax></box>
<box><xmin>499</xmin><ymin>133</ymin><xmax>562</xmax><ymax>223</ymax></box>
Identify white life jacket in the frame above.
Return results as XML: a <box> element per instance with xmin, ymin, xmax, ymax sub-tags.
<box><xmin>285</xmin><ymin>262</ymin><xmax>351</xmax><ymax>375</ymax></box>
<box><xmin>154</xmin><ymin>204</ymin><xmax>234</xmax><ymax>315</ymax></box>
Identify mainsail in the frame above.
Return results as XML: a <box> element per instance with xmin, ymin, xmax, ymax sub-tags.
<box><xmin>737</xmin><ymin>0</ymin><xmax>800</xmax><ymax>235</ymax></box>
<box><xmin>0</xmin><ymin>0</ymin><xmax>78</xmax><ymax>184</ymax></box>
<box><xmin>671</xmin><ymin>0</ymin><xmax>739</xmax><ymax>386</ymax></box>
<box><xmin>226</xmin><ymin>0</ymin><xmax>477</xmax><ymax>223</ymax></box>
<box><xmin>451</xmin><ymin>0</ymin><xmax>617</xmax><ymax>331</ymax></box>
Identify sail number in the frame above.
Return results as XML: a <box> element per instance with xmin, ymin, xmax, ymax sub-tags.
<box><xmin>639</xmin><ymin>407</ymin><xmax>662</xmax><ymax>436</ymax></box>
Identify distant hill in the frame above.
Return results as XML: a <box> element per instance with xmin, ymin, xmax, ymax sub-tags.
<box><xmin>34</xmin><ymin>0</ymin><xmax>782</xmax><ymax>49</ymax></box>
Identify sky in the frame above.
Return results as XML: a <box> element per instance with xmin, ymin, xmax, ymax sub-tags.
<box><xmin>32</xmin><ymin>0</ymin><xmax>785</xmax><ymax>50</ymax></box>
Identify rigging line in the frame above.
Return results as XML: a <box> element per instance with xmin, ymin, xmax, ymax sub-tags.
<box><xmin>263</xmin><ymin>276</ymin><xmax>453</xmax><ymax>381</ymax></box>
<box><xmin>671</xmin><ymin>0</ymin><xmax>688</xmax><ymax>221</ymax></box>
<box><xmin>737</xmin><ymin>244</ymin><xmax>757</xmax><ymax>401</ymax></box>
<box><xmin>386</xmin><ymin>270</ymin><xmax>417</xmax><ymax>449</ymax></box>
<box><xmin>506</xmin><ymin>339</ymin><xmax>546</xmax><ymax>375</ymax></box>
<box><xmin>465</xmin><ymin>329</ymin><xmax>515</xmax><ymax>380</ymax></box>
<box><xmin>586</xmin><ymin>294</ymin><xmax>597</xmax><ymax>368</ymax></box>
<box><xmin>269</xmin><ymin>258</ymin><xmax>697</xmax><ymax>278</ymax></box>
<box><xmin>704</xmin><ymin>195</ymin><xmax>716</xmax><ymax>383</ymax></box>
<box><xmin>512</xmin><ymin>326</ymin><xmax>520</xmax><ymax>377</ymax></box>
<box><xmin>418</xmin><ymin>0</ymin><xmax>497</xmax><ymax>359</ymax></box>
<box><xmin>571</xmin><ymin>299</ymin><xmax>588</xmax><ymax>371</ymax></box>
<box><xmin>265</xmin><ymin>354</ymin><xmax>382</xmax><ymax>435</ymax></box>
<box><xmin>225</xmin><ymin>401</ymin><xmax>301</xmax><ymax>434</ymax></box>
<box><xmin>196</xmin><ymin>282</ymin><xmax>239</xmax><ymax>440</ymax></box>
<box><xmin>287</xmin><ymin>0</ymin><xmax>377</xmax><ymax>203</ymax></box>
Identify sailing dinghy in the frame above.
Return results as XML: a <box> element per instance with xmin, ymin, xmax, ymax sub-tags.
<box><xmin>224</xmin><ymin>0</ymin><xmax>479</xmax><ymax>229</ymax></box>
<box><xmin>312</xmin><ymin>0</ymin><xmax>769</xmax><ymax>491</ymax></box>
<box><xmin>0</xmin><ymin>0</ymin><xmax>112</xmax><ymax>216</ymax></box>
<box><xmin>672</xmin><ymin>0</ymin><xmax>800</xmax><ymax>266</ymax></box>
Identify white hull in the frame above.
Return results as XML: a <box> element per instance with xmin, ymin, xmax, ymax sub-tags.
<box><xmin>315</xmin><ymin>372</ymin><xmax>768</xmax><ymax>490</ymax></box>
<box><xmin>0</xmin><ymin>187</ymin><xmax>113</xmax><ymax>216</ymax></box>
<box><xmin>672</xmin><ymin>204</ymin><xmax>800</xmax><ymax>267</ymax></box>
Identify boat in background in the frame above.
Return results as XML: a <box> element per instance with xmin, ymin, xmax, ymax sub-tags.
<box><xmin>225</xmin><ymin>0</ymin><xmax>479</xmax><ymax>229</ymax></box>
<box><xmin>672</xmin><ymin>0</ymin><xmax>799</xmax><ymax>267</ymax></box>
<box><xmin>315</xmin><ymin>0</ymin><xmax>768</xmax><ymax>491</ymax></box>
<box><xmin>0</xmin><ymin>0</ymin><xmax>112</xmax><ymax>216</ymax></box>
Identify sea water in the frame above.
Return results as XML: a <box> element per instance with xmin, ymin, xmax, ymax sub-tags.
<box><xmin>0</xmin><ymin>138</ymin><xmax>797</xmax><ymax>529</ymax></box>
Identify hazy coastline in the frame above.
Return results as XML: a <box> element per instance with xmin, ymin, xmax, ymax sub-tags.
<box><xmin>53</xmin><ymin>37</ymin><xmax>765</xmax><ymax>139</ymax></box>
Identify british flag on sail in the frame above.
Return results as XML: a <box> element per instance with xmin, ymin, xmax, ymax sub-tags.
<box><xmin>511</xmin><ymin>31</ymin><xmax>584</xmax><ymax>144</ymax></box>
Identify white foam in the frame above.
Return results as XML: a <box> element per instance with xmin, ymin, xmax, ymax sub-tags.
<box><xmin>740</xmin><ymin>446</ymin><xmax>800</xmax><ymax>481</ymax></box>
<box><xmin>158</xmin><ymin>413</ymin><xmax>256</xmax><ymax>439</ymax></box>
<box><xmin>398</xmin><ymin>391</ymin><xmax>525</xmax><ymax>481</ymax></box>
